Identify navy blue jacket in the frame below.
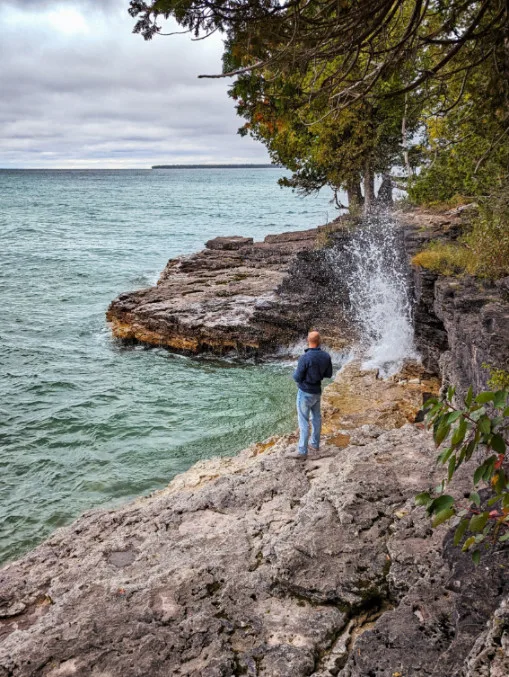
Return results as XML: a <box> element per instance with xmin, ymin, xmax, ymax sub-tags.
<box><xmin>293</xmin><ymin>347</ymin><xmax>333</xmax><ymax>394</ymax></box>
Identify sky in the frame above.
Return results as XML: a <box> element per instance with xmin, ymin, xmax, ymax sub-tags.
<box><xmin>0</xmin><ymin>0</ymin><xmax>270</xmax><ymax>168</ymax></box>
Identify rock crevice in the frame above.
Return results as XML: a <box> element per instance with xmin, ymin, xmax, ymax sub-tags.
<box><xmin>2</xmin><ymin>362</ymin><xmax>507</xmax><ymax>676</ymax></box>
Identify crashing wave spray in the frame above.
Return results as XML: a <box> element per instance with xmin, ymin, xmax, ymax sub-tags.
<box><xmin>340</xmin><ymin>211</ymin><xmax>418</xmax><ymax>377</ymax></box>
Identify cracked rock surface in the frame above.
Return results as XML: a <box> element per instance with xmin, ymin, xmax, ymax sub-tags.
<box><xmin>2</xmin><ymin>362</ymin><xmax>508</xmax><ymax>676</ymax></box>
<box><xmin>106</xmin><ymin>224</ymin><xmax>353</xmax><ymax>355</ymax></box>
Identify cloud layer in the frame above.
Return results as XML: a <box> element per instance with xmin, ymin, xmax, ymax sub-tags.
<box><xmin>0</xmin><ymin>0</ymin><xmax>268</xmax><ymax>167</ymax></box>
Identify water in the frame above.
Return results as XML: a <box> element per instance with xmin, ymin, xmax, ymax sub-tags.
<box><xmin>0</xmin><ymin>168</ymin><xmax>336</xmax><ymax>565</ymax></box>
<box><xmin>334</xmin><ymin>211</ymin><xmax>418</xmax><ymax>376</ymax></box>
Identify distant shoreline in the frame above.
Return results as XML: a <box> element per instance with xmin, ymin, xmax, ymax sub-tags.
<box><xmin>152</xmin><ymin>164</ymin><xmax>280</xmax><ymax>169</ymax></box>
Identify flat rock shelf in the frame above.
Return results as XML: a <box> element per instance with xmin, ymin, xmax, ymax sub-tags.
<box><xmin>1</xmin><ymin>363</ymin><xmax>508</xmax><ymax>676</ymax></box>
<box><xmin>106</xmin><ymin>224</ymin><xmax>352</xmax><ymax>355</ymax></box>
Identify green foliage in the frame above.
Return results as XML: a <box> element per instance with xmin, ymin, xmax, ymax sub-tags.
<box><xmin>408</xmin><ymin>43</ymin><xmax>509</xmax><ymax>206</ymax></box>
<box><xmin>483</xmin><ymin>363</ymin><xmax>509</xmax><ymax>390</ymax></box>
<box><xmin>225</xmin><ymin>49</ymin><xmax>419</xmax><ymax>207</ymax></box>
<box><xmin>411</xmin><ymin>185</ymin><xmax>509</xmax><ymax>279</ymax></box>
<box><xmin>418</xmin><ymin>385</ymin><xmax>509</xmax><ymax>563</ymax></box>
<box><xmin>462</xmin><ymin>191</ymin><xmax>509</xmax><ymax>278</ymax></box>
<box><xmin>411</xmin><ymin>241</ymin><xmax>474</xmax><ymax>276</ymax></box>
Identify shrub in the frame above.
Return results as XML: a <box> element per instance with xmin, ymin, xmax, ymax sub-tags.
<box><xmin>417</xmin><ymin>385</ymin><xmax>509</xmax><ymax>563</ymax></box>
<box><xmin>411</xmin><ymin>241</ymin><xmax>474</xmax><ymax>276</ymax></box>
<box><xmin>484</xmin><ymin>363</ymin><xmax>509</xmax><ymax>390</ymax></box>
<box><xmin>462</xmin><ymin>195</ymin><xmax>509</xmax><ymax>278</ymax></box>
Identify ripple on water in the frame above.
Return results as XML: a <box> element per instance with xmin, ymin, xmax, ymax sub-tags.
<box><xmin>0</xmin><ymin>168</ymin><xmax>338</xmax><ymax>564</ymax></box>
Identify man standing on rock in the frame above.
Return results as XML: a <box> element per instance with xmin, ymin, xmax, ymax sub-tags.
<box><xmin>288</xmin><ymin>330</ymin><xmax>333</xmax><ymax>459</ymax></box>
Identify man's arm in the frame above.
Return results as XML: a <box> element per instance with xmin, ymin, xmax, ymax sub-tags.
<box><xmin>324</xmin><ymin>356</ymin><xmax>333</xmax><ymax>379</ymax></box>
<box><xmin>293</xmin><ymin>355</ymin><xmax>307</xmax><ymax>384</ymax></box>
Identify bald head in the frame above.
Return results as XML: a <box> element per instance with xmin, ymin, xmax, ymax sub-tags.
<box><xmin>307</xmin><ymin>330</ymin><xmax>321</xmax><ymax>348</ymax></box>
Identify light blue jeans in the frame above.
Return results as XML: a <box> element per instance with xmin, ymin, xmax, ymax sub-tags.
<box><xmin>297</xmin><ymin>389</ymin><xmax>321</xmax><ymax>455</ymax></box>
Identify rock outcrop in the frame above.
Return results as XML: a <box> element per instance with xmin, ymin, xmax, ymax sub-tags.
<box><xmin>402</xmin><ymin>208</ymin><xmax>509</xmax><ymax>400</ymax></box>
<box><xmin>107</xmin><ymin>224</ymin><xmax>353</xmax><ymax>355</ymax></box>
<box><xmin>2</xmin><ymin>361</ymin><xmax>507</xmax><ymax>677</ymax></box>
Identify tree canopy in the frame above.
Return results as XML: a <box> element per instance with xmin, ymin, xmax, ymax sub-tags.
<box><xmin>128</xmin><ymin>0</ymin><xmax>509</xmax><ymax>208</ymax></box>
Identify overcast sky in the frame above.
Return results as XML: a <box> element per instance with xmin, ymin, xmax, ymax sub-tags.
<box><xmin>0</xmin><ymin>0</ymin><xmax>269</xmax><ymax>168</ymax></box>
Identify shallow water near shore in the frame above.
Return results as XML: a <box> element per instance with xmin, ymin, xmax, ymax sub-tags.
<box><xmin>0</xmin><ymin>168</ymin><xmax>336</xmax><ymax>565</ymax></box>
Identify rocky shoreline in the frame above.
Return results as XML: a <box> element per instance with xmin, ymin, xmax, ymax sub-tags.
<box><xmin>2</xmin><ymin>208</ymin><xmax>509</xmax><ymax>676</ymax></box>
<box><xmin>106</xmin><ymin>222</ymin><xmax>355</xmax><ymax>355</ymax></box>
<box><xmin>1</xmin><ymin>361</ymin><xmax>508</xmax><ymax>676</ymax></box>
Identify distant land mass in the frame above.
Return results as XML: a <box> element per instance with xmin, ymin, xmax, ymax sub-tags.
<box><xmin>151</xmin><ymin>163</ymin><xmax>280</xmax><ymax>169</ymax></box>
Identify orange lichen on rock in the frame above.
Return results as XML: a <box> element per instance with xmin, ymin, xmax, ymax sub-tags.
<box><xmin>321</xmin><ymin>360</ymin><xmax>440</xmax><ymax>433</ymax></box>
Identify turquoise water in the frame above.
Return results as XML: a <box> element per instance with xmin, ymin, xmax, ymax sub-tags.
<box><xmin>0</xmin><ymin>168</ymin><xmax>334</xmax><ymax>565</ymax></box>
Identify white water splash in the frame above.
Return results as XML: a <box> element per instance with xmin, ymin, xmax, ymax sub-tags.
<box><xmin>277</xmin><ymin>340</ymin><xmax>351</xmax><ymax>368</ymax></box>
<box><xmin>334</xmin><ymin>211</ymin><xmax>418</xmax><ymax>377</ymax></box>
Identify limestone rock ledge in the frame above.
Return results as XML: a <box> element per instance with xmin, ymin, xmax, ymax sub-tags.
<box><xmin>401</xmin><ymin>207</ymin><xmax>509</xmax><ymax>401</ymax></box>
<box><xmin>106</xmin><ymin>224</ymin><xmax>352</xmax><ymax>355</ymax></box>
<box><xmin>1</xmin><ymin>363</ymin><xmax>507</xmax><ymax>677</ymax></box>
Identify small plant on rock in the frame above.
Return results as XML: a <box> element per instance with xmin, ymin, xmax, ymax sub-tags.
<box><xmin>416</xmin><ymin>385</ymin><xmax>509</xmax><ymax>563</ymax></box>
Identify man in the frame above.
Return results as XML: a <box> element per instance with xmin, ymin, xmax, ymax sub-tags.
<box><xmin>288</xmin><ymin>330</ymin><xmax>333</xmax><ymax>459</ymax></box>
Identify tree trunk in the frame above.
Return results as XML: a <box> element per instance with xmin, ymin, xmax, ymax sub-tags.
<box><xmin>401</xmin><ymin>93</ymin><xmax>413</xmax><ymax>178</ymax></box>
<box><xmin>363</xmin><ymin>161</ymin><xmax>375</xmax><ymax>213</ymax></box>
<box><xmin>377</xmin><ymin>173</ymin><xmax>393</xmax><ymax>206</ymax></box>
<box><xmin>346</xmin><ymin>180</ymin><xmax>363</xmax><ymax>213</ymax></box>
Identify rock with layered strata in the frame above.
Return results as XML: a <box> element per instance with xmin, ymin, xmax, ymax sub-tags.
<box><xmin>106</xmin><ymin>224</ymin><xmax>352</xmax><ymax>355</ymax></box>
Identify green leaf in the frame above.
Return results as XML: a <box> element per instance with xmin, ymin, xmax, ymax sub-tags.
<box><xmin>428</xmin><ymin>494</ymin><xmax>455</xmax><ymax>515</ymax></box>
<box><xmin>435</xmin><ymin>422</ymin><xmax>451</xmax><ymax>447</ymax></box>
<box><xmin>465</xmin><ymin>386</ymin><xmax>474</xmax><ymax>408</ymax></box>
<box><xmin>469</xmin><ymin>491</ymin><xmax>481</xmax><ymax>507</ymax></box>
<box><xmin>472</xmin><ymin>550</ymin><xmax>481</xmax><ymax>565</ymax></box>
<box><xmin>415</xmin><ymin>491</ymin><xmax>432</xmax><ymax>507</ymax></box>
<box><xmin>469</xmin><ymin>512</ymin><xmax>489</xmax><ymax>533</ymax></box>
<box><xmin>453</xmin><ymin>518</ymin><xmax>469</xmax><ymax>546</ymax></box>
<box><xmin>447</xmin><ymin>410</ymin><xmax>463</xmax><ymax>424</ymax></box>
<box><xmin>503</xmin><ymin>406</ymin><xmax>509</xmax><ymax>417</ymax></box>
<box><xmin>482</xmin><ymin>456</ymin><xmax>497</xmax><ymax>481</ymax></box>
<box><xmin>451</xmin><ymin>418</ymin><xmax>468</xmax><ymax>446</ymax></box>
<box><xmin>474</xmin><ymin>464</ymin><xmax>485</xmax><ymax>486</ymax></box>
<box><xmin>438</xmin><ymin>446</ymin><xmax>454</xmax><ymax>465</ymax></box>
<box><xmin>494</xmin><ymin>469</ymin><xmax>507</xmax><ymax>493</ymax></box>
<box><xmin>448</xmin><ymin>454</ymin><xmax>457</xmax><ymax>482</ymax></box>
<box><xmin>494</xmin><ymin>390</ymin><xmax>508</xmax><ymax>409</ymax></box>
<box><xmin>432</xmin><ymin>507</ymin><xmax>455</xmax><ymax>527</ymax></box>
<box><xmin>499</xmin><ymin>531</ymin><xmax>509</xmax><ymax>542</ymax></box>
<box><xmin>490</xmin><ymin>434</ymin><xmax>506</xmax><ymax>454</ymax></box>
<box><xmin>462</xmin><ymin>535</ymin><xmax>476</xmax><ymax>551</ymax></box>
<box><xmin>476</xmin><ymin>391</ymin><xmax>496</xmax><ymax>404</ymax></box>
<box><xmin>478</xmin><ymin>415</ymin><xmax>492</xmax><ymax>435</ymax></box>
<box><xmin>447</xmin><ymin>385</ymin><xmax>456</xmax><ymax>401</ymax></box>
<box><xmin>465</xmin><ymin>440</ymin><xmax>476</xmax><ymax>461</ymax></box>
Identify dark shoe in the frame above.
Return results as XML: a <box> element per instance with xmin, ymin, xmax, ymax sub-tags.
<box><xmin>308</xmin><ymin>445</ymin><xmax>319</xmax><ymax>454</ymax></box>
<box><xmin>285</xmin><ymin>450</ymin><xmax>308</xmax><ymax>459</ymax></box>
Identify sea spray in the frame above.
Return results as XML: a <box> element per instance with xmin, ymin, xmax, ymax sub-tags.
<box><xmin>328</xmin><ymin>211</ymin><xmax>418</xmax><ymax>377</ymax></box>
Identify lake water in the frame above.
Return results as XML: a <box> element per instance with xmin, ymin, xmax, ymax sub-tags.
<box><xmin>0</xmin><ymin>168</ymin><xmax>335</xmax><ymax>564</ymax></box>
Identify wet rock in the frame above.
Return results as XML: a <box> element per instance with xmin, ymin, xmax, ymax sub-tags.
<box><xmin>106</xmin><ymin>223</ymin><xmax>352</xmax><ymax>355</ymax></box>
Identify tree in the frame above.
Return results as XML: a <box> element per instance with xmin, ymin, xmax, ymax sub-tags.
<box><xmin>228</xmin><ymin>59</ymin><xmax>419</xmax><ymax>209</ymax></box>
<box><xmin>129</xmin><ymin>1</ymin><xmax>509</xmax><ymax>111</ymax></box>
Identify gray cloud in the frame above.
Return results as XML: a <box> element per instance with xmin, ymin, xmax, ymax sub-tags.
<box><xmin>0</xmin><ymin>0</ymin><xmax>268</xmax><ymax>167</ymax></box>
